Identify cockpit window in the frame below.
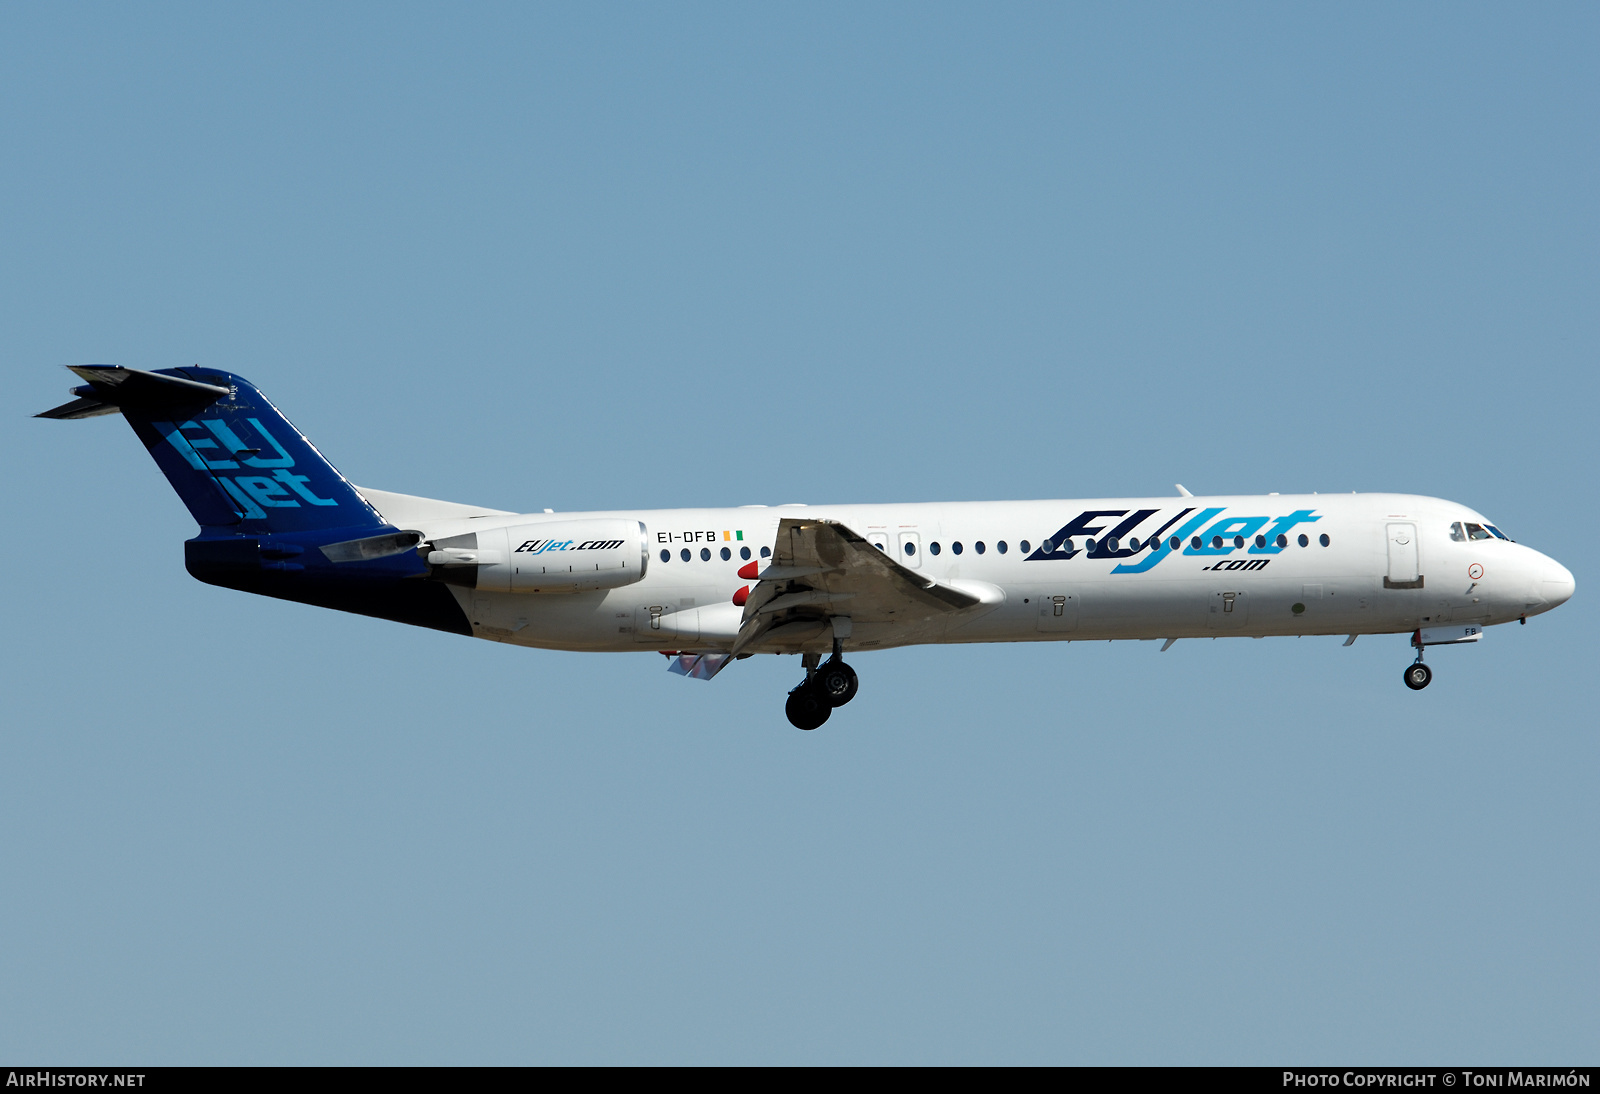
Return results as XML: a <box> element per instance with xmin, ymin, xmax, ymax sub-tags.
<box><xmin>1464</xmin><ymin>523</ymin><xmax>1493</xmax><ymax>541</ymax></box>
<box><xmin>1486</xmin><ymin>525</ymin><xmax>1513</xmax><ymax>541</ymax></box>
<box><xmin>1449</xmin><ymin>522</ymin><xmax>1466</xmax><ymax>542</ymax></box>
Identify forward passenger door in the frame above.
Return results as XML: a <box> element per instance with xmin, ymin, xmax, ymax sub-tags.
<box><xmin>1386</xmin><ymin>523</ymin><xmax>1423</xmax><ymax>589</ymax></box>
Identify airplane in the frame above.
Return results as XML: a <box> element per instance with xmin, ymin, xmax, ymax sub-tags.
<box><xmin>39</xmin><ymin>365</ymin><xmax>1576</xmax><ymax>729</ymax></box>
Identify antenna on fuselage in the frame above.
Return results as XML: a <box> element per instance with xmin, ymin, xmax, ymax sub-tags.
<box><xmin>1174</xmin><ymin>484</ymin><xmax>1194</xmax><ymax>497</ymax></box>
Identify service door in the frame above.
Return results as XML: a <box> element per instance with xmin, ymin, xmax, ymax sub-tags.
<box><xmin>1386</xmin><ymin>523</ymin><xmax>1422</xmax><ymax>589</ymax></box>
<box><xmin>635</xmin><ymin>603</ymin><xmax>699</xmax><ymax>644</ymax></box>
<box><xmin>1034</xmin><ymin>591</ymin><xmax>1078</xmax><ymax>633</ymax></box>
<box><xmin>636</xmin><ymin>603</ymin><xmax>669</xmax><ymax>644</ymax></box>
<box><xmin>1207</xmin><ymin>590</ymin><xmax>1249</xmax><ymax>630</ymax></box>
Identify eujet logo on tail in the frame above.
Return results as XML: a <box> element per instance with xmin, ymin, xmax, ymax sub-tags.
<box><xmin>154</xmin><ymin>417</ymin><xmax>336</xmax><ymax>519</ymax></box>
<box><xmin>1027</xmin><ymin>507</ymin><xmax>1323</xmax><ymax>574</ymax></box>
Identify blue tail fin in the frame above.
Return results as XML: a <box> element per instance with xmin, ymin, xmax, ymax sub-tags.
<box><xmin>37</xmin><ymin>366</ymin><xmax>473</xmax><ymax>636</ymax></box>
<box><xmin>40</xmin><ymin>365</ymin><xmax>389</xmax><ymax>537</ymax></box>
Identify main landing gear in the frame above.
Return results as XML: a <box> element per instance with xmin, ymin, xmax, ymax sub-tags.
<box><xmin>785</xmin><ymin>642</ymin><xmax>859</xmax><ymax>730</ymax></box>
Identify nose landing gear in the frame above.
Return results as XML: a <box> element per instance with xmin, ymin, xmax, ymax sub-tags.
<box><xmin>1404</xmin><ymin>633</ymin><xmax>1433</xmax><ymax>690</ymax></box>
<box><xmin>784</xmin><ymin>641</ymin><xmax>860</xmax><ymax>729</ymax></box>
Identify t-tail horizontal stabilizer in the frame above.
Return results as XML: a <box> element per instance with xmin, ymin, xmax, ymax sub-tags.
<box><xmin>36</xmin><ymin>365</ymin><xmax>233</xmax><ymax>419</ymax></box>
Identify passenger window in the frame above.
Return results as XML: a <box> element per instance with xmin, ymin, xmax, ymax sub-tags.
<box><xmin>1275</xmin><ymin>534</ymin><xmax>1287</xmax><ymax>548</ymax></box>
<box><xmin>1465</xmin><ymin>523</ymin><xmax>1492</xmax><ymax>541</ymax></box>
<box><xmin>660</xmin><ymin>549</ymin><xmax>671</xmax><ymax>563</ymax></box>
<box><xmin>1211</xmin><ymin>536</ymin><xmax>1223</xmax><ymax>549</ymax></box>
<box><xmin>952</xmin><ymin>541</ymin><xmax>963</xmax><ymax>555</ymax></box>
<box><xmin>1319</xmin><ymin>534</ymin><xmax>1331</xmax><ymax>547</ymax></box>
<box><xmin>997</xmin><ymin>541</ymin><xmax>1008</xmax><ymax>554</ymax></box>
<box><xmin>761</xmin><ymin>546</ymin><xmax>771</xmax><ymax>558</ymax></box>
<box><xmin>680</xmin><ymin>548</ymin><xmax>691</xmax><ymax>562</ymax></box>
<box><xmin>700</xmin><ymin>547</ymin><xmax>712</xmax><ymax>561</ymax></box>
<box><xmin>1254</xmin><ymin>535</ymin><xmax>1266</xmax><ymax>548</ymax></box>
<box><xmin>1233</xmin><ymin>536</ymin><xmax>1245</xmax><ymax>549</ymax></box>
<box><xmin>1297</xmin><ymin>534</ymin><xmax>1309</xmax><ymax>547</ymax></box>
<box><xmin>1020</xmin><ymin>540</ymin><xmax>1031</xmax><ymax>553</ymax></box>
<box><xmin>1449</xmin><ymin>522</ymin><xmax>1467</xmax><ymax>542</ymax></box>
<box><xmin>1169</xmin><ymin>537</ymin><xmax>1181</xmax><ymax>550</ymax></box>
<box><xmin>720</xmin><ymin>546</ymin><xmax>731</xmax><ymax>561</ymax></box>
<box><xmin>975</xmin><ymin>541</ymin><xmax>986</xmax><ymax>554</ymax></box>
<box><xmin>929</xmin><ymin>542</ymin><xmax>941</xmax><ymax>556</ymax></box>
<box><xmin>740</xmin><ymin>546</ymin><xmax>751</xmax><ymax>560</ymax></box>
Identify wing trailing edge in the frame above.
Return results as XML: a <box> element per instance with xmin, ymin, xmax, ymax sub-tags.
<box><xmin>732</xmin><ymin>517</ymin><xmax>991</xmax><ymax>654</ymax></box>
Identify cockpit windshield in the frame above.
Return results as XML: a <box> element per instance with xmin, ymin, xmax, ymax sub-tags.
<box><xmin>1452</xmin><ymin>520</ymin><xmax>1513</xmax><ymax>543</ymax></box>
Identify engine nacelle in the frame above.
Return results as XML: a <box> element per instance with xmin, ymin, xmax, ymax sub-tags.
<box><xmin>434</xmin><ymin>519</ymin><xmax>649</xmax><ymax>593</ymax></box>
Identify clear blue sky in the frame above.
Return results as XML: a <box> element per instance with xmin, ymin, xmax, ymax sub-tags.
<box><xmin>2</xmin><ymin>3</ymin><xmax>1595</xmax><ymax>1064</ymax></box>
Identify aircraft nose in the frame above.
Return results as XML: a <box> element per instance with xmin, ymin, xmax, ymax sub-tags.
<box><xmin>1538</xmin><ymin>557</ymin><xmax>1576</xmax><ymax>609</ymax></box>
<box><xmin>1520</xmin><ymin>551</ymin><xmax>1575</xmax><ymax>617</ymax></box>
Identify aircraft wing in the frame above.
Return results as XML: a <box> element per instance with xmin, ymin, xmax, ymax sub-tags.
<box><xmin>733</xmin><ymin>517</ymin><xmax>991</xmax><ymax>654</ymax></box>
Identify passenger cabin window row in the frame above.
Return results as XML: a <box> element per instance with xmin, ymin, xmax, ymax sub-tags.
<box><xmin>931</xmin><ymin>540</ymin><xmax>995</xmax><ymax>555</ymax></box>
<box><xmin>916</xmin><ymin>540</ymin><xmax>1011</xmax><ymax>556</ymax></box>
<box><xmin>661</xmin><ymin>527</ymin><xmax>1347</xmax><ymax>564</ymax></box>
<box><xmin>926</xmin><ymin>533</ymin><xmax>1332</xmax><ymax>555</ymax></box>
<box><xmin>660</xmin><ymin>545</ymin><xmax>770</xmax><ymax>563</ymax></box>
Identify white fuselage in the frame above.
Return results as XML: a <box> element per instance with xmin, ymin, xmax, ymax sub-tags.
<box><xmin>388</xmin><ymin>492</ymin><xmax>1574</xmax><ymax>654</ymax></box>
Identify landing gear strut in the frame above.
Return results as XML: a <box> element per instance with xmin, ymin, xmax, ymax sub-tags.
<box><xmin>784</xmin><ymin>640</ymin><xmax>860</xmax><ymax>729</ymax></box>
<box><xmin>1404</xmin><ymin>639</ymin><xmax>1432</xmax><ymax>691</ymax></box>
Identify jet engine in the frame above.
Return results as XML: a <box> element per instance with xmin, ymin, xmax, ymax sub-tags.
<box><xmin>427</xmin><ymin>519</ymin><xmax>649</xmax><ymax>593</ymax></box>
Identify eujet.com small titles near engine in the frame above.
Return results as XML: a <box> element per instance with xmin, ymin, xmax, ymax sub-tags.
<box><xmin>40</xmin><ymin>367</ymin><xmax>1577</xmax><ymax>729</ymax></box>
